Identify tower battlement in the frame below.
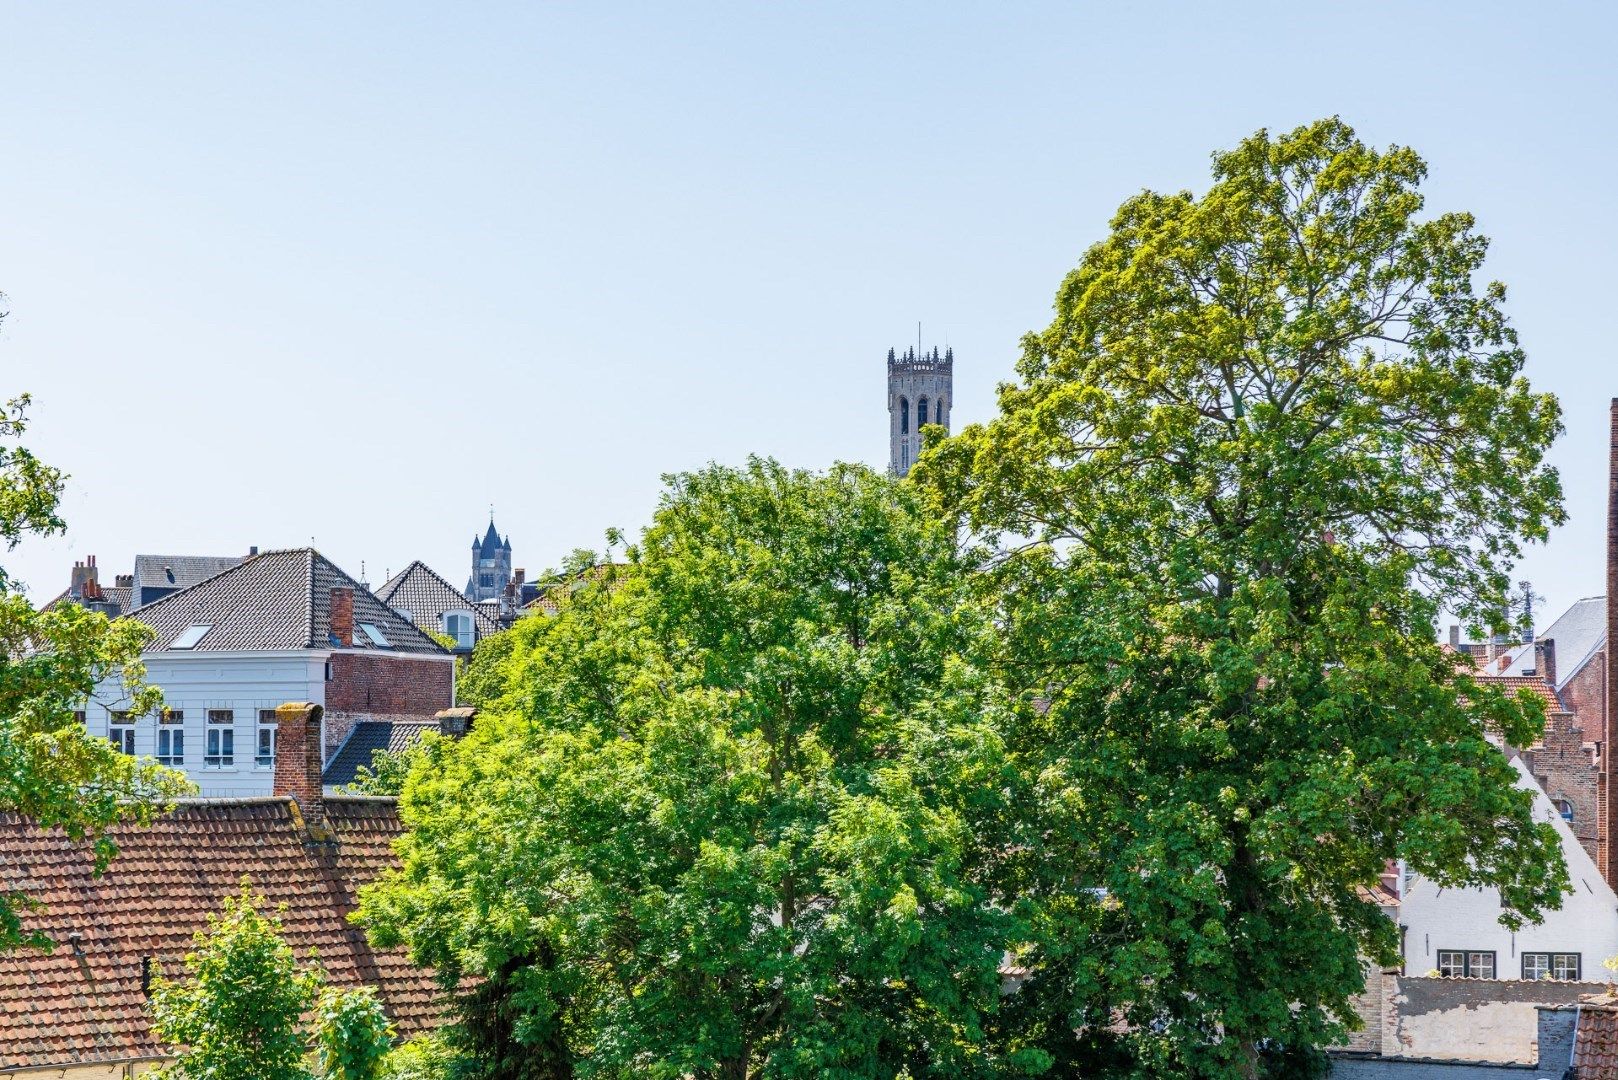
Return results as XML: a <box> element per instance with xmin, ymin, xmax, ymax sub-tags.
<box><xmin>887</xmin><ymin>345</ymin><xmax>954</xmax><ymax>375</ymax></box>
<box><xmin>887</xmin><ymin>344</ymin><xmax>953</xmax><ymax>477</ymax></box>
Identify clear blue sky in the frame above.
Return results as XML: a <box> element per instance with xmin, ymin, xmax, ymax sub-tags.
<box><xmin>2</xmin><ymin>2</ymin><xmax>1614</xmax><ymax>628</ymax></box>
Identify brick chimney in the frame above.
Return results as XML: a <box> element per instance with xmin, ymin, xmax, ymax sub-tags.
<box><xmin>69</xmin><ymin>555</ymin><xmax>99</xmax><ymax>599</ymax></box>
<box><xmin>272</xmin><ymin>702</ymin><xmax>329</xmax><ymax>837</ymax></box>
<box><xmin>330</xmin><ymin>587</ymin><xmax>354</xmax><ymax>647</ymax></box>
<box><xmin>436</xmin><ymin>706</ymin><xmax>476</xmax><ymax>738</ymax></box>
<box><xmin>1606</xmin><ymin>399</ymin><xmax>1618</xmax><ymax>887</ymax></box>
<box><xmin>1535</xmin><ymin>637</ymin><xmax>1557</xmax><ymax>690</ymax></box>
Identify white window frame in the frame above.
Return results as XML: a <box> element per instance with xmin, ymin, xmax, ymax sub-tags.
<box><xmin>256</xmin><ymin>709</ymin><xmax>277</xmax><ymax>769</ymax></box>
<box><xmin>156</xmin><ymin>709</ymin><xmax>184</xmax><ymax>766</ymax></box>
<box><xmin>1523</xmin><ymin>952</ymin><xmax>1580</xmax><ymax>980</ymax></box>
<box><xmin>443</xmin><ymin>610</ymin><xmax>475</xmax><ymax>649</ymax></box>
<box><xmin>108</xmin><ymin>710</ymin><xmax>135</xmax><ymax>755</ymax></box>
<box><xmin>205</xmin><ymin>709</ymin><xmax>235</xmax><ymax>768</ymax></box>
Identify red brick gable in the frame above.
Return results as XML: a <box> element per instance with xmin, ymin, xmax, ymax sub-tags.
<box><xmin>0</xmin><ymin>797</ymin><xmax>440</xmax><ymax>1072</ymax></box>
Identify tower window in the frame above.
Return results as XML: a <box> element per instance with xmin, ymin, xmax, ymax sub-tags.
<box><xmin>899</xmin><ymin>397</ymin><xmax>909</xmax><ymax>435</ymax></box>
<box><xmin>918</xmin><ymin>397</ymin><xmax>929</xmax><ymax>426</ymax></box>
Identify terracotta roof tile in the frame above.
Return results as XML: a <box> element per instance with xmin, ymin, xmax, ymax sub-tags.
<box><xmin>0</xmin><ymin>797</ymin><xmax>440</xmax><ymax>1071</ymax></box>
<box><xmin>1576</xmin><ymin>1002</ymin><xmax>1618</xmax><ymax>1078</ymax></box>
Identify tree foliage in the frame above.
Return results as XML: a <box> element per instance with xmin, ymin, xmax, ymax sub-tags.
<box><xmin>916</xmin><ymin>118</ymin><xmax>1566</xmax><ymax>1077</ymax></box>
<box><xmin>0</xmin><ymin>303</ymin><xmax>191</xmax><ymax>949</ymax></box>
<box><xmin>359</xmin><ymin>460</ymin><xmax>1035</xmax><ymax>1078</ymax></box>
<box><xmin>150</xmin><ymin>880</ymin><xmax>323</xmax><ymax>1080</ymax></box>
<box><xmin>315</xmin><ymin>986</ymin><xmax>397</xmax><ymax>1080</ymax></box>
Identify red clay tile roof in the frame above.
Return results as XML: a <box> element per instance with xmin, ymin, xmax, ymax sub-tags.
<box><xmin>1475</xmin><ymin>674</ymin><xmax>1565</xmax><ymax>714</ymax></box>
<box><xmin>0</xmin><ymin>796</ymin><xmax>440</xmax><ymax>1072</ymax></box>
<box><xmin>1576</xmin><ymin>1002</ymin><xmax>1618</xmax><ymax>1078</ymax></box>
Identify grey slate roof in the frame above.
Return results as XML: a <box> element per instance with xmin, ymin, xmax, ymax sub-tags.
<box><xmin>131</xmin><ymin>554</ymin><xmax>244</xmax><ymax>598</ymax></box>
<box><xmin>128</xmin><ymin>548</ymin><xmax>448</xmax><ymax>655</ymax></box>
<box><xmin>322</xmin><ymin>719</ymin><xmax>440</xmax><ymax>788</ymax></box>
<box><xmin>375</xmin><ymin>561</ymin><xmax>499</xmax><ymax>640</ymax></box>
<box><xmin>1497</xmin><ymin>596</ymin><xmax>1607</xmax><ymax>690</ymax></box>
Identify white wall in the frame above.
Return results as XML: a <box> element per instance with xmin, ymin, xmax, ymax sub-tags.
<box><xmin>86</xmin><ymin>650</ymin><xmax>330</xmax><ymax>798</ymax></box>
<box><xmin>1400</xmin><ymin>755</ymin><xmax>1618</xmax><ymax>982</ymax></box>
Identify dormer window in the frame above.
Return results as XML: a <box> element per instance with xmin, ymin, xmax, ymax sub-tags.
<box><xmin>444</xmin><ymin>611</ymin><xmax>475</xmax><ymax>650</ymax></box>
<box><xmin>170</xmin><ymin>624</ymin><xmax>211</xmax><ymax>650</ymax></box>
<box><xmin>358</xmin><ymin>623</ymin><xmax>391</xmax><ymax>647</ymax></box>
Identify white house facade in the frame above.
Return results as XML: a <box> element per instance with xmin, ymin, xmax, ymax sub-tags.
<box><xmin>83</xmin><ymin>548</ymin><xmax>455</xmax><ymax>799</ymax></box>
<box><xmin>1399</xmin><ymin>754</ymin><xmax>1618</xmax><ymax>982</ymax></box>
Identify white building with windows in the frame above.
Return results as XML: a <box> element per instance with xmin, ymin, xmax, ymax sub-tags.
<box><xmin>84</xmin><ymin>548</ymin><xmax>454</xmax><ymax>798</ymax></box>
<box><xmin>1399</xmin><ymin>754</ymin><xmax>1618</xmax><ymax>983</ymax></box>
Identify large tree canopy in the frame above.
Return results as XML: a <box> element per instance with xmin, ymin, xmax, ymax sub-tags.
<box><xmin>359</xmin><ymin>460</ymin><xmax>1035</xmax><ymax>1079</ymax></box>
<box><xmin>917</xmin><ymin>118</ymin><xmax>1567</xmax><ymax>1077</ymax></box>
<box><xmin>0</xmin><ymin>297</ymin><xmax>190</xmax><ymax>949</ymax></box>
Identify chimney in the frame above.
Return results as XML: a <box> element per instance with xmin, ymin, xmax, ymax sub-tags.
<box><xmin>1449</xmin><ymin>624</ymin><xmax>1460</xmax><ymax>649</ymax></box>
<box><xmin>1606</xmin><ymin>399</ymin><xmax>1618</xmax><ymax>889</ymax></box>
<box><xmin>330</xmin><ymin>587</ymin><xmax>354</xmax><ymax>647</ymax></box>
<box><xmin>114</xmin><ymin>573</ymin><xmax>133</xmax><ymax>589</ymax></box>
<box><xmin>271</xmin><ymin>702</ymin><xmax>329</xmax><ymax>838</ymax></box>
<box><xmin>249</xmin><ymin>545</ymin><xmax>259</xmax><ymax>556</ymax></box>
<box><xmin>436</xmin><ymin>706</ymin><xmax>476</xmax><ymax>738</ymax></box>
<box><xmin>1536</xmin><ymin>637</ymin><xmax>1558</xmax><ymax>690</ymax></box>
<box><xmin>513</xmin><ymin>568</ymin><xmax>525</xmax><ymax>586</ymax></box>
<box><xmin>69</xmin><ymin>557</ymin><xmax>99</xmax><ymax>599</ymax></box>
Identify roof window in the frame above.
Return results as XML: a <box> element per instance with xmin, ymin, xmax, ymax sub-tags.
<box><xmin>358</xmin><ymin>623</ymin><xmax>391</xmax><ymax>647</ymax></box>
<box><xmin>170</xmin><ymin>624</ymin><xmax>211</xmax><ymax>649</ymax></box>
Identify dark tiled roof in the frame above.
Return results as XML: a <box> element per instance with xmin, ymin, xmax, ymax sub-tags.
<box><xmin>1576</xmin><ymin>1002</ymin><xmax>1618</xmax><ymax>1078</ymax></box>
<box><xmin>131</xmin><ymin>554</ymin><xmax>245</xmax><ymax>597</ymax></box>
<box><xmin>0</xmin><ymin>797</ymin><xmax>441</xmax><ymax>1071</ymax></box>
<box><xmin>128</xmin><ymin>549</ymin><xmax>447</xmax><ymax>654</ymax></box>
<box><xmin>476</xmin><ymin>521</ymin><xmax>509</xmax><ymax>558</ymax></box>
<box><xmin>323</xmin><ymin>719</ymin><xmax>441</xmax><ymax>788</ymax></box>
<box><xmin>375</xmin><ymin>561</ymin><xmax>498</xmax><ymax>639</ymax></box>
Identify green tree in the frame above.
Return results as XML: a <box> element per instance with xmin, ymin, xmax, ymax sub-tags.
<box><xmin>0</xmin><ymin>295</ymin><xmax>191</xmax><ymax>950</ymax></box>
<box><xmin>150</xmin><ymin>880</ymin><xmax>322</xmax><ymax>1080</ymax></box>
<box><xmin>359</xmin><ymin>460</ymin><xmax>1035</xmax><ymax>1078</ymax></box>
<box><xmin>918</xmin><ymin>118</ymin><xmax>1567</xmax><ymax>1077</ymax></box>
<box><xmin>315</xmin><ymin>986</ymin><xmax>396</xmax><ymax>1080</ymax></box>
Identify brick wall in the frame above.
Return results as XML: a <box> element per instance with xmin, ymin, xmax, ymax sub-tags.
<box><xmin>1519</xmin><ymin>710</ymin><xmax>1600</xmax><ymax>863</ymax></box>
<box><xmin>324</xmin><ymin>652</ymin><xmax>453</xmax><ymax>756</ymax></box>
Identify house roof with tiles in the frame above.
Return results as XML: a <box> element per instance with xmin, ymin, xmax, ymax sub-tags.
<box><xmin>0</xmin><ymin>796</ymin><xmax>442</xmax><ymax>1072</ymax></box>
<box><xmin>127</xmin><ymin>548</ymin><xmax>448</xmax><ymax>655</ymax></box>
<box><xmin>1575</xmin><ymin>1001</ymin><xmax>1618</xmax><ymax>1078</ymax></box>
<box><xmin>376</xmin><ymin>560</ymin><xmax>499</xmax><ymax>640</ymax></box>
<box><xmin>131</xmin><ymin>554</ymin><xmax>246</xmax><ymax>599</ymax></box>
<box><xmin>323</xmin><ymin>718</ymin><xmax>444</xmax><ymax>789</ymax></box>
<box><xmin>1494</xmin><ymin>597</ymin><xmax>1608</xmax><ymax>691</ymax></box>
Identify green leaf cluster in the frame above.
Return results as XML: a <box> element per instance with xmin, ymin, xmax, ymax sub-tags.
<box><xmin>359</xmin><ymin>460</ymin><xmax>1035</xmax><ymax>1079</ymax></box>
<box><xmin>0</xmin><ymin>379</ymin><xmax>192</xmax><ymax>950</ymax></box>
<box><xmin>916</xmin><ymin>117</ymin><xmax>1567</xmax><ymax>1077</ymax></box>
<box><xmin>151</xmin><ymin>880</ymin><xmax>396</xmax><ymax>1080</ymax></box>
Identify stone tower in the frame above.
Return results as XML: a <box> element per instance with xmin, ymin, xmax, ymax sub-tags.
<box><xmin>888</xmin><ymin>344</ymin><xmax>952</xmax><ymax>476</ymax></box>
<box><xmin>465</xmin><ymin>518</ymin><xmax>513</xmax><ymax>603</ymax></box>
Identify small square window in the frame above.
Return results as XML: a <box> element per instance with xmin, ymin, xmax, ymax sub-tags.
<box><xmin>1437</xmin><ymin>950</ymin><xmax>1495</xmax><ymax>979</ymax></box>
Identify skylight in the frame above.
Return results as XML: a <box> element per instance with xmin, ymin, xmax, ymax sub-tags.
<box><xmin>358</xmin><ymin>623</ymin><xmax>390</xmax><ymax>647</ymax></box>
<box><xmin>170</xmin><ymin>624</ymin><xmax>211</xmax><ymax>649</ymax></box>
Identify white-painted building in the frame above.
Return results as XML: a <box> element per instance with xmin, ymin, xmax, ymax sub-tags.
<box><xmin>1399</xmin><ymin>754</ymin><xmax>1618</xmax><ymax>983</ymax></box>
<box><xmin>83</xmin><ymin>548</ymin><xmax>454</xmax><ymax>798</ymax></box>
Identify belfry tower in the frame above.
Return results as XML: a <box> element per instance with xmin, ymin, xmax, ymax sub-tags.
<box><xmin>465</xmin><ymin>517</ymin><xmax>513</xmax><ymax>603</ymax></box>
<box><xmin>888</xmin><ymin>344</ymin><xmax>952</xmax><ymax>476</ymax></box>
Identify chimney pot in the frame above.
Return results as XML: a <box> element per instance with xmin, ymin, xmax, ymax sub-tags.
<box><xmin>1449</xmin><ymin>624</ymin><xmax>1460</xmax><ymax>648</ymax></box>
<box><xmin>329</xmin><ymin>588</ymin><xmax>354</xmax><ymax>646</ymax></box>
